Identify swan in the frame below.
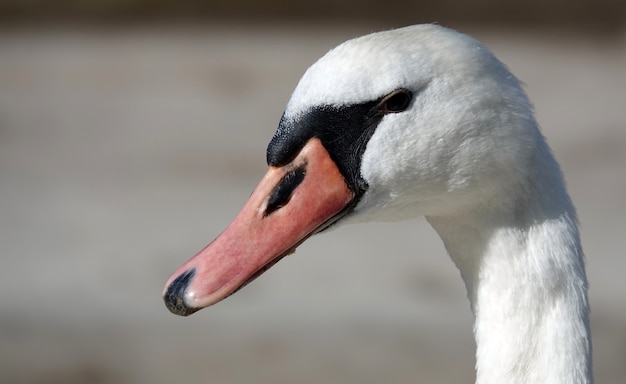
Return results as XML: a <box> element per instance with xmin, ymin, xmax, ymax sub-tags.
<box><xmin>163</xmin><ymin>24</ymin><xmax>592</xmax><ymax>383</ymax></box>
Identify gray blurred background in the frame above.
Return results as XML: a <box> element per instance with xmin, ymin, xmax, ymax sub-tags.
<box><xmin>1</xmin><ymin>2</ymin><xmax>625</xmax><ymax>383</ymax></box>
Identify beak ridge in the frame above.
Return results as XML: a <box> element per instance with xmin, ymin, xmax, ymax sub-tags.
<box><xmin>163</xmin><ymin>138</ymin><xmax>354</xmax><ymax>315</ymax></box>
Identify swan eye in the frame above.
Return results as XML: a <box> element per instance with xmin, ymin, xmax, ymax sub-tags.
<box><xmin>380</xmin><ymin>89</ymin><xmax>412</xmax><ymax>113</ymax></box>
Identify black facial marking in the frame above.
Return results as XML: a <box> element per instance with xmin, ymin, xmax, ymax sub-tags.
<box><xmin>266</xmin><ymin>88</ymin><xmax>414</xmax><ymax>219</ymax></box>
<box><xmin>265</xmin><ymin>164</ymin><xmax>306</xmax><ymax>216</ymax></box>
<box><xmin>267</xmin><ymin>101</ymin><xmax>381</xmax><ymax>194</ymax></box>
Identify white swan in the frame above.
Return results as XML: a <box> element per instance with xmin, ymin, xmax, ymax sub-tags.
<box><xmin>163</xmin><ymin>24</ymin><xmax>592</xmax><ymax>383</ymax></box>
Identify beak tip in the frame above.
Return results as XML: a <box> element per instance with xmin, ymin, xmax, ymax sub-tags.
<box><xmin>163</xmin><ymin>268</ymin><xmax>200</xmax><ymax>316</ymax></box>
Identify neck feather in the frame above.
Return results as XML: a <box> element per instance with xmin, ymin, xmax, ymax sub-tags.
<box><xmin>427</xmin><ymin>165</ymin><xmax>592</xmax><ymax>383</ymax></box>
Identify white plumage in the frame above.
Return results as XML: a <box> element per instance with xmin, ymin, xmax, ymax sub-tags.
<box><xmin>164</xmin><ymin>24</ymin><xmax>592</xmax><ymax>384</ymax></box>
<box><xmin>284</xmin><ymin>25</ymin><xmax>592</xmax><ymax>383</ymax></box>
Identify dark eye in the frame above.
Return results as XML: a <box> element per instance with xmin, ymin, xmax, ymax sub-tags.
<box><xmin>379</xmin><ymin>88</ymin><xmax>412</xmax><ymax>113</ymax></box>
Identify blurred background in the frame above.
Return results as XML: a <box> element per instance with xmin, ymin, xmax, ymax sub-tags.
<box><xmin>1</xmin><ymin>1</ymin><xmax>625</xmax><ymax>383</ymax></box>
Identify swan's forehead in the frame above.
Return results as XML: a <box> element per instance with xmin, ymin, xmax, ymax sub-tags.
<box><xmin>285</xmin><ymin>27</ymin><xmax>440</xmax><ymax>115</ymax></box>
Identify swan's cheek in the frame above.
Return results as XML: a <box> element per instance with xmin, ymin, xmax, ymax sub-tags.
<box><xmin>358</xmin><ymin>143</ymin><xmax>429</xmax><ymax>220</ymax></box>
<box><xmin>358</xmin><ymin>131</ymin><xmax>464</xmax><ymax>219</ymax></box>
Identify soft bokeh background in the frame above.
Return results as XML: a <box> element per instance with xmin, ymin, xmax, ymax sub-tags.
<box><xmin>1</xmin><ymin>2</ymin><xmax>625</xmax><ymax>383</ymax></box>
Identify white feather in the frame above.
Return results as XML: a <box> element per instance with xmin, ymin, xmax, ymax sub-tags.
<box><xmin>284</xmin><ymin>24</ymin><xmax>592</xmax><ymax>384</ymax></box>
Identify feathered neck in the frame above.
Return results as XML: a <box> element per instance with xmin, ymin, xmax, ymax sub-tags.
<box><xmin>427</xmin><ymin>146</ymin><xmax>592</xmax><ymax>383</ymax></box>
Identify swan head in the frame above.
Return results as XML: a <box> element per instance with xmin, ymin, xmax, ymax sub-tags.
<box><xmin>280</xmin><ymin>24</ymin><xmax>541</xmax><ymax>222</ymax></box>
<box><xmin>164</xmin><ymin>24</ymin><xmax>542</xmax><ymax>315</ymax></box>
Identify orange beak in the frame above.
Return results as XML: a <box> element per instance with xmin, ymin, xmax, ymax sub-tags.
<box><xmin>163</xmin><ymin>138</ymin><xmax>355</xmax><ymax>316</ymax></box>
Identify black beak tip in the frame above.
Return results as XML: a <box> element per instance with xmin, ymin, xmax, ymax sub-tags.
<box><xmin>163</xmin><ymin>268</ymin><xmax>199</xmax><ymax>316</ymax></box>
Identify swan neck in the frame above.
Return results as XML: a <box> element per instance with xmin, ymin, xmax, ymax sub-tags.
<box><xmin>427</xmin><ymin>194</ymin><xmax>592</xmax><ymax>383</ymax></box>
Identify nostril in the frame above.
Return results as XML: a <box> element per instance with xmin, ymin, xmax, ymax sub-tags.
<box><xmin>163</xmin><ymin>269</ymin><xmax>199</xmax><ymax>316</ymax></box>
<box><xmin>265</xmin><ymin>164</ymin><xmax>306</xmax><ymax>217</ymax></box>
